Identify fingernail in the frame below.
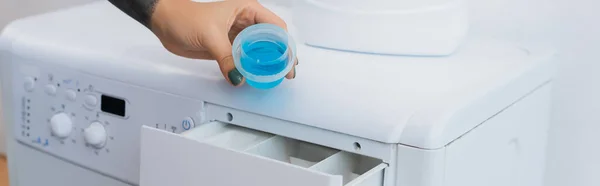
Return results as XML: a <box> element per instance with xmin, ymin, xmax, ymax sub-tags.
<box><xmin>228</xmin><ymin>68</ymin><xmax>243</xmax><ymax>86</ymax></box>
<box><xmin>293</xmin><ymin>68</ymin><xmax>296</xmax><ymax>79</ymax></box>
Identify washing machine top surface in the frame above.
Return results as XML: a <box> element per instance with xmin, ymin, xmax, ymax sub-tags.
<box><xmin>0</xmin><ymin>1</ymin><xmax>556</xmax><ymax>149</ymax></box>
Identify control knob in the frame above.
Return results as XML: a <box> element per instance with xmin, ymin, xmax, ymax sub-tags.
<box><xmin>84</xmin><ymin>122</ymin><xmax>107</xmax><ymax>148</ymax></box>
<box><xmin>50</xmin><ymin>112</ymin><xmax>73</xmax><ymax>138</ymax></box>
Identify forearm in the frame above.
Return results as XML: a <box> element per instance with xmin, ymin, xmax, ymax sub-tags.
<box><xmin>107</xmin><ymin>0</ymin><xmax>159</xmax><ymax>29</ymax></box>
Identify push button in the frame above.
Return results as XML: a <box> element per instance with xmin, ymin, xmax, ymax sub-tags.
<box><xmin>45</xmin><ymin>84</ymin><xmax>57</xmax><ymax>96</ymax></box>
<box><xmin>66</xmin><ymin>89</ymin><xmax>77</xmax><ymax>101</ymax></box>
<box><xmin>182</xmin><ymin>117</ymin><xmax>195</xmax><ymax>130</ymax></box>
<box><xmin>24</xmin><ymin>77</ymin><xmax>35</xmax><ymax>92</ymax></box>
<box><xmin>85</xmin><ymin>95</ymin><xmax>98</xmax><ymax>107</ymax></box>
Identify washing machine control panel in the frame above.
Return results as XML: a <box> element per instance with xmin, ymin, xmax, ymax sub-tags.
<box><xmin>12</xmin><ymin>62</ymin><xmax>204</xmax><ymax>185</ymax></box>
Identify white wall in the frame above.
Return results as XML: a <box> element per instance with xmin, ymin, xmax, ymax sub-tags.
<box><xmin>544</xmin><ymin>0</ymin><xmax>600</xmax><ymax>186</ymax></box>
<box><xmin>0</xmin><ymin>0</ymin><xmax>98</xmax><ymax>154</ymax></box>
<box><xmin>467</xmin><ymin>0</ymin><xmax>600</xmax><ymax>185</ymax></box>
<box><xmin>0</xmin><ymin>0</ymin><xmax>96</xmax><ymax>25</ymax></box>
<box><xmin>468</xmin><ymin>0</ymin><xmax>600</xmax><ymax>185</ymax></box>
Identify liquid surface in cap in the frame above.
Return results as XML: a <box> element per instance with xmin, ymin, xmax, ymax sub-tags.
<box><xmin>241</xmin><ymin>40</ymin><xmax>288</xmax><ymax>76</ymax></box>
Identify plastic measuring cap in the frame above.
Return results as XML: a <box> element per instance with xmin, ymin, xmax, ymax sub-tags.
<box><xmin>232</xmin><ymin>23</ymin><xmax>297</xmax><ymax>89</ymax></box>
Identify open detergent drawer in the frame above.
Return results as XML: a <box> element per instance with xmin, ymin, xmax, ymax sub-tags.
<box><xmin>139</xmin><ymin>121</ymin><xmax>388</xmax><ymax>186</ymax></box>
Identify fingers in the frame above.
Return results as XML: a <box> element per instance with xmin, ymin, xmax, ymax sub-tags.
<box><xmin>249</xmin><ymin>2</ymin><xmax>295</xmax><ymax>79</ymax></box>
<box><xmin>250</xmin><ymin>2</ymin><xmax>288</xmax><ymax>30</ymax></box>
<box><xmin>191</xmin><ymin>0</ymin><xmax>292</xmax><ymax>87</ymax></box>
<box><xmin>219</xmin><ymin>55</ymin><xmax>245</xmax><ymax>86</ymax></box>
<box><xmin>285</xmin><ymin>58</ymin><xmax>298</xmax><ymax>79</ymax></box>
<box><xmin>203</xmin><ymin>31</ymin><xmax>245</xmax><ymax>86</ymax></box>
<box><xmin>285</xmin><ymin>66</ymin><xmax>296</xmax><ymax>79</ymax></box>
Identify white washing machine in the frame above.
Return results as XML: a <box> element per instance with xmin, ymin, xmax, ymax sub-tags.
<box><xmin>0</xmin><ymin>1</ymin><xmax>556</xmax><ymax>186</ymax></box>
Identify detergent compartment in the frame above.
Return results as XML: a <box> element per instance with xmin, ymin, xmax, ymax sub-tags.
<box><xmin>232</xmin><ymin>23</ymin><xmax>297</xmax><ymax>89</ymax></box>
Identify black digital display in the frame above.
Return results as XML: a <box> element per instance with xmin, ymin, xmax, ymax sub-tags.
<box><xmin>101</xmin><ymin>95</ymin><xmax>126</xmax><ymax>117</ymax></box>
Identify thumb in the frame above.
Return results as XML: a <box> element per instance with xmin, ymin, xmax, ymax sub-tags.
<box><xmin>204</xmin><ymin>32</ymin><xmax>245</xmax><ymax>86</ymax></box>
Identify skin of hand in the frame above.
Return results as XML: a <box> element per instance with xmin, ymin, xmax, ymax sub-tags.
<box><xmin>148</xmin><ymin>0</ymin><xmax>298</xmax><ymax>86</ymax></box>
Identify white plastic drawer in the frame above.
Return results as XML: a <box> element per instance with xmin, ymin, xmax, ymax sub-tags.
<box><xmin>140</xmin><ymin>122</ymin><xmax>387</xmax><ymax>186</ymax></box>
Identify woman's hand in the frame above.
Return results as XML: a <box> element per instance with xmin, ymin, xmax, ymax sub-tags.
<box><xmin>108</xmin><ymin>0</ymin><xmax>297</xmax><ymax>86</ymax></box>
<box><xmin>148</xmin><ymin>0</ymin><xmax>297</xmax><ymax>86</ymax></box>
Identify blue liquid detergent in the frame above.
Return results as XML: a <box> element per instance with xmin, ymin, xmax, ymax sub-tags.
<box><xmin>241</xmin><ymin>40</ymin><xmax>288</xmax><ymax>89</ymax></box>
<box><xmin>232</xmin><ymin>23</ymin><xmax>296</xmax><ymax>89</ymax></box>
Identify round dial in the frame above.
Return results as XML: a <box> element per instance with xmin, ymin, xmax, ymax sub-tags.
<box><xmin>84</xmin><ymin>122</ymin><xmax>107</xmax><ymax>148</ymax></box>
<box><xmin>50</xmin><ymin>112</ymin><xmax>73</xmax><ymax>138</ymax></box>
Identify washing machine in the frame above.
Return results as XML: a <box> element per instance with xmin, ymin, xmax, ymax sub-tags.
<box><xmin>0</xmin><ymin>1</ymin><xmax>556</xmax><ymax>186</ymax></box>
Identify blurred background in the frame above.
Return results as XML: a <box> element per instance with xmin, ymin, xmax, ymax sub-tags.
<box><xmin>0</xmin><ymin>0</ymin><xmax>598</xmax><ymax>186</ymax></box>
